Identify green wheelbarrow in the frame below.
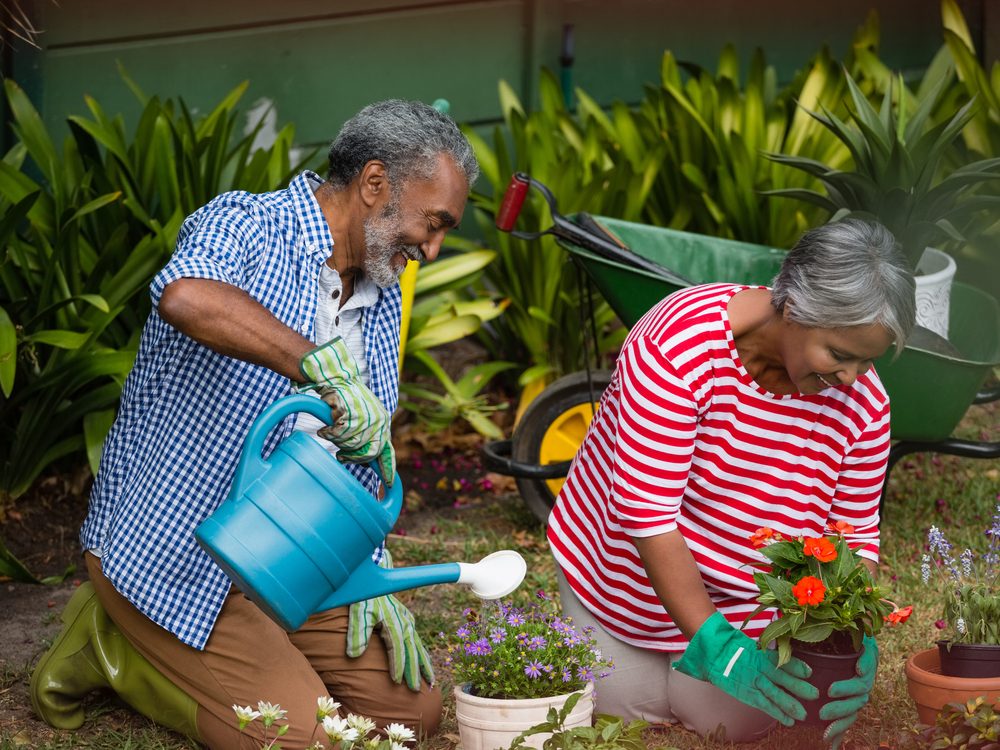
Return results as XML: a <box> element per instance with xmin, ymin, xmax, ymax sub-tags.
<box><xmin>481</xmin><ymin>173</ymin><xmax>1000</xmax><ymax>524</ymax></box>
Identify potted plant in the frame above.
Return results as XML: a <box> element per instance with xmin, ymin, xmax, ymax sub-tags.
<box><xmin>904</xmin><ymin>504</ymin><xmax>1000</xmax><ymax>723</ymax></box>
<box><xmin>744</xmin><ymin>522</ymin><xmax>911</xmax><ymax>725</ymax></box>
<box><xmin>443</xmin><ymin>592</ymin><xmax>614</xmax><ymax>750</ymax></box>
<box><xmin>765</xmin><ymin>69</ymin><xmax>1000</xmax><ymax>339</ymax></box>
<box><xmin>899</xmin><ymin>696</ymin><xmax>1000</xmax><ymax>749</ymax></box>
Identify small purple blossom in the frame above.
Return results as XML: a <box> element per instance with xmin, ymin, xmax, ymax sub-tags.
<box><xmin>525</xmin><ymin>661</ymin><xmax>542</xmax><ymax>679</ymax></box>
<box><xmin>562</xmin><ymin>669</ymin><xmax>572</xmax><ymax>683</ymax></box>
<box><xmin>961</xmin><ymin>549</ymin><xmax>975</xmax><ymax>578</ymax></box>
<box><xmin>464</xmin><ymin>639</ymin><xmax>492</xmax><ymax>656</ymax></box>
<box><xmin>527</xmin><ymin>636</ymin><xmax>547</xmax><ymax>651</ymax></box>
<box><xmin>456</xmin><ymin>625</ymin><xmax>472</xmax><ymax>640</ymax></box>
<box><xmin>507</xmin><ymin>613</ymin><xmax>526</xmax><ymax>627</ymax></box>
<box><xmin>577</xmin><ymin>666</ymin><xmax>595</xmax><ymax>682</ymax></box>
<box><xmin>489</xmin><ymin>628</ymin><xmax>506</xmax><ymax>644</ymax></box>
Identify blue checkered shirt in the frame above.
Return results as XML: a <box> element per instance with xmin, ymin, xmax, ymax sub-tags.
<box><xmin>80</xmin><ymin>172</ymin><xmax>401</xmax><ymax>649</ymax></box>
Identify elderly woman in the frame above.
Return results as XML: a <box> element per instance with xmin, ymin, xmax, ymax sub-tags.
<box><xmin>547</xmin><ymin>219</ymin><xmax>915</xmax><ymax>746</ymax></box>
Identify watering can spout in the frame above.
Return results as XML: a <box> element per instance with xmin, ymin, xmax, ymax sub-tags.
<box><xmin>318</xmin><ymin>550</ymin><xmax>527</xmax><ymax>611</ymax></box>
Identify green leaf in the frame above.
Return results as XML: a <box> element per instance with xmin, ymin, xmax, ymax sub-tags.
<box><xmin>4</xmin><ymin>80</ymin><xmax>58</xmax><ymax>188</ymax></box>
<box><xmin>83</xmin><ymin>408</ymin><xmax>116</xmax><ymax>476</ymax></box>
<box><xmin>791</xmin><ymin>621</ymin><xmax>835</xmax><ymax>643</ymax></box>
<box><xmin>405</xmin><ymin>315</ymin><xmax>481</xmax><ymax>351</ymax></box>
<box><xmin>67</xmin><ymin>191</ymin><xmax>121</xmax><ymax>226</ymax></box>
<box><xmin>26</xmin><ymin>329</ymin><xmax>91</xmax><ymax>349</ymax></box>
<box><xmin>0</xmin><ymin>305</ymin><xmax>16</xmax><ymax>397</ymax></box>
<box><xmin>0</xmin><ymin>535</ymin><xmax>41</xmax><ymax>583</ymax></box>
<box><xmin>413</xmin><ymin>250</ymin><xmax>495</xmax><ymax>295</ymax></box>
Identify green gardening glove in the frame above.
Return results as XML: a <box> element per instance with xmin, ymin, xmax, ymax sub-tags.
<box><xmin>820</xmin><ymin>635</ymin><xmax>878</xmax><ymax>749</ymax></box>
<box><xmin>346</xmin><ymin>550</ymin><xmax>435</xmax><ymax>692</ymax></box>
<box><xmin>673</xmin><ymin>612</ymin><xmax>818</xmax><ymax>726</ymax></box>
<box><xmin>298</xmin><ymin>337</ymin><xmax>395</xmax><ymax>485</ymax></box>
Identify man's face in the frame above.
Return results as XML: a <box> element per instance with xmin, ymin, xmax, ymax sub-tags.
<box><xmin>362</xmin><ymin>154</ymin><xmax>469</xmax><ymax>289</ymax></box>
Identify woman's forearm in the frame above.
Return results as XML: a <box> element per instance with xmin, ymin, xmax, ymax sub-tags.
<box><xmin>633</xmin><ymin>530</ymin><xmax>717</xmax><ymax>639</ymax></box>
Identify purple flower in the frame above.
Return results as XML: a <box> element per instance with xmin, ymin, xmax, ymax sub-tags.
<box><xmin>507</xmin><ymin>613</ymin><xmax>525</xmax><ymax>627</ymax></box>
<box><xmin>561</xmin><ymin>669</ymin><xmax>572</xmax><ymax>683</ymax></box>
<box><xmin>536</xmin><ymin>589</ymin><xmax>549</xmax><ymax>600</ymax></box>
<box><xmin>489</xmin><ymin>628</ymin><xmax>506</xmax><ymax>644</ymax></box>
<box><xmin>577</xmin><ymin>666</ymin><xmax>594</xmax><ymax>682</ymax></box>
<box><xmin>525</xmin><ymin>661</ymin><xmax>542</xmax><ymax>679</ymax></box>
<box><xmin>563</xmin><ymin>635</ymin><xmax>582</xmax><ymax>647</ymax></box>
<box><xmin>516</xmin><ymin>632</ymin><xmax>530</xmax><ymax>645</ymax></box>
<box><xmin>456</xmin><ymin>625</ymin><xmax>472</xmax><ymax>639</ymax></box>
<box><xmin>464</xmin><ymin>639</ymin><xmax>492</xmax><ymax>656</ymax></box>
<box><xmin>527</xmin><ymin>636</ymin><xmax>547</xmax><ymax>651</ymax></box>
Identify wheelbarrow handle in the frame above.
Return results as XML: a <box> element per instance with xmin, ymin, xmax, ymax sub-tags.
<box><xmin>481</xmin><ymin>439</ymin><xmax>572</xmax><ymax>480</ymax></box>
<box><xmin>495</xmin><ymin>172</ymin><xmax>560</xmax><ymax>234</ymax></box>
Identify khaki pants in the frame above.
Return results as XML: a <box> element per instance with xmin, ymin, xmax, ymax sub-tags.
<box><xmin>86</xmin><ymin>553</ymin><xmax>441</xmax><ymax>749</ymax></box>
<box><xmin>556</xmin><ymin>568</ymin><xmax>774</xmax><ymax>743</ymax></box>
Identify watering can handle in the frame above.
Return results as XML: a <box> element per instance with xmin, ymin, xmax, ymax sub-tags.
<box><xmin>229</xmin><ymin>394</ymin><xmax>402</xmax><ymax>513</ymax></box>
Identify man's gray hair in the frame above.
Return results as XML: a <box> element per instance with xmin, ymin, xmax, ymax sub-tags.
<box><xmin>771</xmin><ymin>219</ymin><xmax>916</xmax><ymax>355</ymax></box>
<box><xmin>327</xmin><ymin>99</ymin><xmax>479</xmax><ymax>190</ymax></box>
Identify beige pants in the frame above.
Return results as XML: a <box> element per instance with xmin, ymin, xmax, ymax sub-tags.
<box><xmin>556</xmin><ymin>568</ymin><xmax>775</xmax><ymax>743</ymax></box>
<box><xmin>86</xmin><ymin>553</ymin><xmax>441</xmax><ymax>749</ymax></box>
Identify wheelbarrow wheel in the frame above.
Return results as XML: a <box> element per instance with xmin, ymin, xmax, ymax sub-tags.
<box><xmin>512</xmin><ymin>370</ymin><xmax>613</xmax><ymax>523</ymax></box>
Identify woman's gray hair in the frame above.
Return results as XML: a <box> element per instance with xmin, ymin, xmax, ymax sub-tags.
<box><xmin>771</xmin><ymin>219</ymin><xmax>916</xmax><ymax>355</ymax></box>
<box><xmin>327</xmin><ymin>99</ymin><xmax>479</xmax><ymax>190</ymax></box>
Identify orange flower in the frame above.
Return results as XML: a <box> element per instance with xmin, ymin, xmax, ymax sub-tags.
<box><xmin>749</xmin><ymin>528</ymin><xmax>774</xmax><ymax>549</ymax></box>
<box><xmin>886</xmin><ymin>605</ymin><xmax>913</xmax><ymax>625</ymax></box>
<box><xmin>803</xmin><ymin>536</ymin><xmax>838</xmax><ymax>563</ymax></box>
<box><xmin>792</xmin><ymin>576</ymin><xmax>826</xmax><ymax>606</ymax></box>
<box><xmin>826</xmin><ymin>520</ymin><xmax>855</xmax><ymax>536</ymax></box>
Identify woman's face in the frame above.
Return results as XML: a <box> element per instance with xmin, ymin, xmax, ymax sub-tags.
<box><xmin>780</xmin><ymin>319</ymin><xmax>894</xmax><ymax>395</ymax></box>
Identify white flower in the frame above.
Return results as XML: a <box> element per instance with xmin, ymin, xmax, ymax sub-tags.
<box><xmin>347</xmin><ymin>713</ymin><xmax>377</xmax><ymax>736</ymax></box>
<box><xmin>385</xmin><ymin>722</ymin><xmax>416</xmax><ymax>744</ymax></box>
<box><xmin>323</xmin><ymin>714</ymin><xmax>360</xmax><ymax>743</ymax></box>
<box><xmin>316</xmin><ymin>695</ymin><xmax>341</xmax><ymax>720</ymax></box>
<box><xmin>391</xmin><ymin>742</ymin><xmax>409</xmax><ymax>750</ymax></box>
<box><xmin>232</xmin><ymin>704</ymin><xmax>261</xmax><ymax>728</ymax></box>
<box><xmin>257</xmin><ymin>701</ymin><xmax>287</xmax><ymax>723</ymax></box>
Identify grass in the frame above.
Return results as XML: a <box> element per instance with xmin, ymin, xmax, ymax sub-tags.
<box><xmin>0</xmin><ymin>400</ymin><xmax>996</xmax><ymax>750</ymax></box>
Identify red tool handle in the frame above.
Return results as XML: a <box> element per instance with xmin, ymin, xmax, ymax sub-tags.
<box><xmin>495</xmin><ymin>173</ymin><xmax>530</xmax><ymax>232</ymax></box>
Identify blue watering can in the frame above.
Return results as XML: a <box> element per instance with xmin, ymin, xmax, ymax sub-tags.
<box><xmin>195</xmin><ymin>394</ymin><xmax>527</xmax><ymax>632</ymax></box>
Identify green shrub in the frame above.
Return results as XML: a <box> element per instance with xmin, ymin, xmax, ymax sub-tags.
<box><xmin>0</xmin><ymin>76</ymin><xmax>314</xmax><ymax>579</ymax></box>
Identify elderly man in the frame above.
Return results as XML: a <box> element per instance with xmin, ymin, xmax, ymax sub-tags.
<box><xmin>31</xmin><ymin>100</ymin><xmax>478</xmax><ymax>749</ymax></box>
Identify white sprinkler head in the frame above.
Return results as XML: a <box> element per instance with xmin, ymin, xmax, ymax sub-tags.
<box><xmin>456</xmin><ymin>550</ymin><xmax>527</xmax><ymax>600</ymax></box>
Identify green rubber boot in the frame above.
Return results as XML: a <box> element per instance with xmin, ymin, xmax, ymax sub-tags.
<box><xmin>30</xmin><ymin>581</ymin><xmax>200</xmax><ymax>739</ymax></box>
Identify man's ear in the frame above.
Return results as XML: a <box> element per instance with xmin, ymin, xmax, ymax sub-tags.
<box><xmin>358</xmin><ymin>160</ymin><xmax>389</xmax><ymax>209</ymax></box>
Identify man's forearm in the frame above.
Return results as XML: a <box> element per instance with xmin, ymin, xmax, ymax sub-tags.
<box><xmin>158</xmin><ymin>277</ymin><xmax>314</xmax><ymax>382</ymax></box>
<box><xmin>633</xmin><ymin>530</ymin><xmax>717</xmax><ymax>639</ymax></box>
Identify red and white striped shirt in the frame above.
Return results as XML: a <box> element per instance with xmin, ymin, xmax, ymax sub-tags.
<box><xmin>547</xmin><ymin>284</ymin><xmax>889</xmax><ymax>651</ymax></box>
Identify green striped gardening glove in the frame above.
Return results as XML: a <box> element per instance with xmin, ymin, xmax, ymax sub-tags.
<box><xmin>346</xmin><ymin>550</ymin><xmax>435</xmax><ymax>692</ymax></box>
<box><xmin>298</xmin><ymin>337</ymin><xmax>395</xmax><ymax>486</ymax></box>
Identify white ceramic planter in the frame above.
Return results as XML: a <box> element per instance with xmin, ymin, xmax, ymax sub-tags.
<box><xmin>453</xmin><ymin>682</ymin><xmax>594</xmax><ymax>750</ymax></box>
<box><xmin>914</xmin><ymin>247</ymin><xmax>957</xmax><ymax>339</ymax></box>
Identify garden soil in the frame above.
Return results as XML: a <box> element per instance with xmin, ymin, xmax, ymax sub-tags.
<box><xmin>0</xmin><ymin>415</ymin><xmax>524</xmax><ymax>747</ymax></box>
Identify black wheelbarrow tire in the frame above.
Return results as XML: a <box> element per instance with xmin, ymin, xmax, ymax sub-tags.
<box><xmin>512</xmin><ymin>370</ymin><xmax>614</xmax><ymax>523</ymax></box>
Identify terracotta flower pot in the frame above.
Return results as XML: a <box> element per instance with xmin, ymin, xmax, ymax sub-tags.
<box><xmin>791</xmin><ymin>642</ymin><xmax>862</xmax><ymax>726</ymax></box>
<box><xmin>453</xmin><ymin>682</ymin><xmax>594</xmax><ymax>750</ymax></box>
<box><xmin>905</xmin><ymin>647</ymin><xmax>1000</xmax><ymax>724</ymax></box>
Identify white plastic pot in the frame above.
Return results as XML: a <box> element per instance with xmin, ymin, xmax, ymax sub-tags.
<box><xmin>914</xmin><ymin>247</ymin><xmax>958</xmax><ymax>339</ymax></box>
<box><xmin>453</xmin><ymin>682</ymin><xmax>594</xmax><ymax>750</ymax></box>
